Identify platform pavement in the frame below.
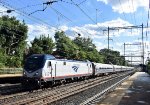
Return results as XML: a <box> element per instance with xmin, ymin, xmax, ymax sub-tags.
<box><xmin>0</xmin><ymin>74</ymin><xmax>22</xmax><ymax>78</ymax></box>
<box><xmin>97</xmin><ymin>72</ymin><xmax>150</xmax><ymax>105</ymax></box>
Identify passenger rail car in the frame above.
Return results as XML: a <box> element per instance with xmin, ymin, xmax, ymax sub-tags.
<box><xmin>94</xmin><ymin>63</ymin><xmax>114</xmax><ymax>75</ymax></box>
<box><xmin>22</xmin><ymin>54</ymin><xmax>134</xmax><ymax>87</ymax></box>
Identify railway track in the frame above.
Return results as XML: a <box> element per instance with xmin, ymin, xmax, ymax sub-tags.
<box><xmin>0</xmin><ymin>83</ymin><xmax>23</xmax><ymax>96</ymax></box>
<box><xmin>0</xmin><ymin>71</ymin><xmax>134</xmax><ymax>105</ymax></box>
<box><xmin>80</xmin><ymin>75</ymin><xmax>130</xmax><ymax>105</ymax></box>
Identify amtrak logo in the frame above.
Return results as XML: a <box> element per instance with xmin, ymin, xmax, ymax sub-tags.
<box><xmin>72</xmin><ymin>66</ymin><xmax>79</xmax><ymax>72</ymax></box>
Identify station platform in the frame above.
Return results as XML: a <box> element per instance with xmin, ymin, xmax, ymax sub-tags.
<box><xmin>0</xmin><ymin>74</ymin><xmax>22</xmax><ymax>78</ymax></box>
<box><xmin>0</xmin><ymin>74</ymin><xmax>22</xmax><ymax>83</ymax></box>
<box><xmin>97</xmin><ymin>72</ymin><xmax>150</xmax><ymax>105</ymax></box>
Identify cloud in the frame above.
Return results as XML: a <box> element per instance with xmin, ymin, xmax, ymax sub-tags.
<box><xmin>98</xmin><ymin>17</ymin><xmax>132</xmax><ymax>27</ymax></box>
<box><xmin>97</xmin><ymin>0</ymin><xmax>148</xmax><ymax>13</ymax></box>
<box><xmin>27</xmin><ymin>24</ymin><xmax>57</xmax><ymax>42</ymax></box>
<box><xmin>93</xmin><ymin>41</ymin><xmax>106</xmax><ymax>51</ymax></box>
<box><xmin>59</xmin><ymin>25</ymin><xmax>69</xmax><ymax>31</ymax></box>
<box><xmin>27</xmin><ymin>18</ymin><xmax>134</xmax><ymax>41</ymax></box>
<box><xmin>27</xmin><ymin>18</ymin><xmax>142</xmax><ymax>54</ymax></box>
<box><xmin>67</xmin><ymin>18</ymin><xmax>133</xmax><ymax>39</ymax></box>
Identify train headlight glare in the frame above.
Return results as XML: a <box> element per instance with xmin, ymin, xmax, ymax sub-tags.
<box><xmin>35</xmin><ymin>72</ymin><xmax>38</xmax><ymax>75</ymax></box>
<box><xmin>23</xmin><ymin>71</ymin><xmax>27</xmax><ymax>76</ymax></box>
<box><xmin>34</xmin><ymin>72</ymin><xmax>39</xmax><ymax>76</ymax></box>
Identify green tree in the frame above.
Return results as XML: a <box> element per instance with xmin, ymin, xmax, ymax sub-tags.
<box><xmin>74</xmin><ymin>36</ymin><xmax>96</xmax><ymax>51</ymax></box>
<box><xmin>99</xmin><ymin>48</ymin><xmax>126</xmax><ymax>65</ymax></box>
<box><xmin>54</xmin><ymin>31</ymin><xmax>79</xmax><ymax>59</ymax></box>
<box><xmin>29</xmin><ymin>35</ymin><xmax>55</xmax><ymax>54</ymax></box>
<box><xmin>0</xmin><ymin>15</ymin><xmax>28</xmax><ymax>67</ymax></box>
<box><xmin>73</xmin><ymin>36</ymin><xmax>103</xmax><ymax>63</ymax></box>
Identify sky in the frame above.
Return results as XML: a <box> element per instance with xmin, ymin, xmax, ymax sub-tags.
<box><xmin>0</xmin><ymin>0</ymin><xmax>150</xmax><ymax>64</ymax></box>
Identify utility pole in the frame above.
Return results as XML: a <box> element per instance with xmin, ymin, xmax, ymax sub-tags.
<box><xmin>107</xmin><ymin>26</ymin><xmax>113</xmax><ymax>51</ymax></box>
<box><xmin>131</xmin><ymin>53</ymin><xmax>133</xmax><ymax>65</ymax></box>
<box><xmin>96</xmin><ymin>9</ymin><xmax>98</xmax><ymax>24</ymax></box>
<box><xmin>142</xmin><ymin>23</ymin><xmax>144</xmax><ymax>70</ymax></box>
<box><xmin>108</xmin><ymin>26</ymin><xmax>109</xmax><ymax>50</ymax></box>
<box><xmin>124</xmin><ymin>43</ymin><xmax>125</xmax><ymax>65</ymax></box>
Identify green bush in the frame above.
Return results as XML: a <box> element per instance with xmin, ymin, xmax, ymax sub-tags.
<box><xmin>5</xmin><ymin>56</ymin><xmax>22</xmax><ymax>68</ymax></box>
<box><xmin>0</xmin><ymin>63</ymin><xmax>5</xmax><ymax>68</ymax></box>
<box><xmin>0</xmin><ymin>50</ymin><xmax>6</xmax><ymax>68</ymax></box>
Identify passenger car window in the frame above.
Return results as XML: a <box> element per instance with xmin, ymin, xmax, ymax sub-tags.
<box><xmin>64</xmin><ymin>62</ymin><xmax>66</xmax><ymax>65</ymax></box>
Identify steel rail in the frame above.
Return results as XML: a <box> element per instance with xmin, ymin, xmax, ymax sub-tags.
<box><xmin>3</xmin><ymin>71</ymin><xmax>133</xmax><ymax>105</ymax></box>
<box><xmin>0</xmin><ymin>71</ymin><xmax>134</xmax><ymax>105</ymax></box>
<box><xmin>80</xmin><ymin>75</ymin><xmax>130</xmax><ymax>105</ymax></box>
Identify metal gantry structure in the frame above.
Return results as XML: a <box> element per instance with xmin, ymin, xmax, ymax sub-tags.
<box><xmin>103</xmin><ymin>24</ymin><xmax>146</xmax><ymax>67</ymax></box>
<box><xmin>123</xmin><ymin>43</ymin><xmax>142</xmax><ymax>65</ymax></box>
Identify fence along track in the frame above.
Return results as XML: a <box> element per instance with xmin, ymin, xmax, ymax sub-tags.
<box><xmin>1</xmin><ymin>71</ymin><xmax>133</xmax><ymax>105</ymax></box>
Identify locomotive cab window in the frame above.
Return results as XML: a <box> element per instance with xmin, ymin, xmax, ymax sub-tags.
<box><xmin>48</xmin><ymin>61</ymin><xmax>51</xmax><ymax>67</ymax></box>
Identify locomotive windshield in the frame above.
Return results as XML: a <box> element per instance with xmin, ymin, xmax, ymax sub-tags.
<box><xmin>24</xmin><ymin>55</ymin><xmax>45</xmax><ymax>72</ymax></box>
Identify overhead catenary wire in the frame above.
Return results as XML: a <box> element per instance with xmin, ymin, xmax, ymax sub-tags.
<box><xmin>78</xmin><ymin>0</ymin><xmax>88</xmax><ymax>5</ymax></box>
<box><xmin>0</xmin><ymin>1</ymin><xmax>66</xmax><ymax>33</ymax></box>
<box><xmin>28</xmin><ymin>4</ymin><xmax>48</xmax><ymax>16</ymax></box>
<box><xmin>118</xmin><ymin>0</ymin><xmax>127</xmax><ymax>21</ymax></box>
<box><xmin>28</xmin><ymin>1</ymin><xmax>58</xmax><ymax>16</ymax></box>
<box><xmin>131</xmin><ymin>0</ymin><xmax>137</xmax><ymax>25</ymax></box>
<box><xmin>70</xmin><ymin>0</ymin><xmax>96</xmax><ymax>24</ymax></box>
<box><xmin>50</xmin><ymin>6</ymin><xmax>72</xmax><ymax>22</ymax></box>
<box><xmin>17</xmin><ymin>3</ymin><xmax>43</xmax><ymax>10</ymax></box>
<box><xmin>127</xmin><ymin>0</ymin><xmax>135</xmax><ymax>24</ymax></box>
<box><xmin>0</xmin><ymin>2</ymin><xmax>93</xmax><ymax>46</ymax></box>
<box><xmin>1</xmin><ymin>0</ymin><xmax>86</xmax><ymax>43</ymax></box>
<box><xmin>28</xmin><ymin>0</ymin><xmax>72</xmax><ymax>23</ymax></box>
<box><xmin>57</xmin><ymin>0</ymin><xmax>74</xmax><ymax>5</ymax></box>
<box><xmin>146</xmin><ymin>0</ymin><xmax>150</xmax><ymax>40</ymax></box>
<box><xmin>70</xmin><ymin>0</ymin><xmax>107</xmax><ymax>36</ymax></box>
<box><xmin>0</xmin><ymin>1</ymin><xmax>55</xmax><ymax>27</ymax></box>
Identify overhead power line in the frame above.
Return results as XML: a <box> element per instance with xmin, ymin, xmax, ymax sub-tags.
<box><xmin>28</xmin><ymin>1</ymin><xmax>58</xmax><ymax>15</ymax></box>
<box><xmin>28</xmin><ymin>0</ymin><xmax>72</xmax><ymax>22</ymax></box>
<box><xmin>78</xmin><ymin>0</ymin><xmax>87</xmax><ymax>5</ymax></box>
<box><xmin>118</xmin><ymin>0</ymin><xmax>127</xmax><ymax>21</ymax></box>
<box><xmin>0</xmin><ymin>1</ymin><xmax>54</xmax><ymax>26</ymax></box>
<box><xmin>127</xmin><ymin>0</ymin><xmax>134</xmax><ymax>24</ymax></box>
<box><xmin>146</xmin><ymin>0</ymin><xmax>150</xmax><ymax>40</ymax></box>
<box><xmin>0</xmin><ymin>1</ymin><xmax>66</xmax><ymax>32</ymax></box>
<box><xmin>50</xmin><ymin>6</ymin><xmax>72</xmax><ymax>22</ymax></box>
<box><xmin>131</xmin><ymin>0</ymin><xmax>137</xmax><ymax>25</ymax></box>
<box><xmin>70</xmin><ymin>0</ymin><xmax>106</xmax><ymax>35</ymax></box>
<box><xmin>70</xmin><ymin>0</ymin><xmax>96</xmax><ymax>24</ymax></box>
<box><xmin>17</xmin><ymin>3</ymin><xmax>43</xmax><ymax>10</ymax></box>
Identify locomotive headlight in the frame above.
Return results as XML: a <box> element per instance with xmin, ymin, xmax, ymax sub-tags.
<box><xmin>35</xmin><ymin>72</ymin><xmax>39</xmax><ymax>75</ymax></box>
<box><xmin>23</xmin><ymin>71</ymin><xmax>26</xmax><ymax>76</ymax></box>
<box><xmin>33</xmin><ymin>72</ymin><xmax>39</xmax><ymax>76</ymax></box>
